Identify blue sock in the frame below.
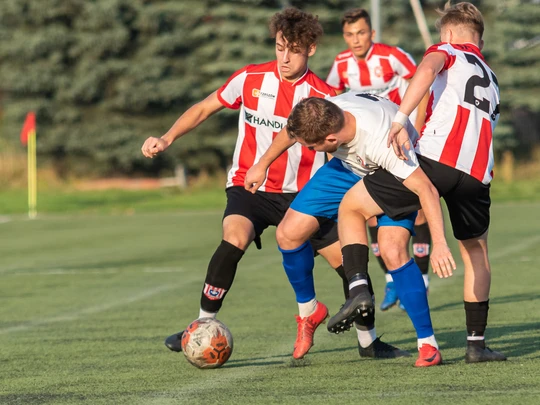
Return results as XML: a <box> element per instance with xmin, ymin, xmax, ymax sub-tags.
<box><xmin>279</xmin><ymin>241</ymin><xmax>315</xmax><ymax>303</ymax></box>
<box><xmin>389</xmin><ymin>259</ymin><xmax>433</xmax><ymax>339</ymax></box>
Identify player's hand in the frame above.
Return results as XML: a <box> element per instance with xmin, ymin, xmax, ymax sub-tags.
<box><xmin>387</xmin><ymin>122</ymin><xmax>412</xmax><ymax>161</ymax></box>
<box><xmin>141</xmin><ymin>137</ymin><xmax>170</xmax><ymax>158</ymax></box>
<box><xmin>244</xmin><ymin>162</ymin><xmax>267</xmax><ymax>194</ymax></box>
<box><xmin>430</xmin><ymin>242</ymin><xmax>456</xmax><ymax>279</ymax></box>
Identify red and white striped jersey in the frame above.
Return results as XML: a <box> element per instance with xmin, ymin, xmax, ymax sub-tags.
<box><xmin>326</xmin><ymin>43</ymin><xmax>416</xmax><ymax>105</ymax></box>
<box><xmin>217</xmin><ymin>61</ymin><xmax>335</xmax><ymax>193</ymax></box>
<box><xmin>415</xmin><ymin>43</ymin><xmax>500</xmax><ymax>184</ymax></box>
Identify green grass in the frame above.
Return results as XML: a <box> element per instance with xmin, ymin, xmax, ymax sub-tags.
<box><xmin>0</xmin><ymin>203</ymin><xmax>539</xmax><ymax>404</ymax></box>
<box><xmin>1</xmin><ymin>175</ymin><xmax>540</xmax><ymax>216</ymax></box>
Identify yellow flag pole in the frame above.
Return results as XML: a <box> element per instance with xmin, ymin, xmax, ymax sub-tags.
<box><xmin>27</xmin><ymin>129</ymin><xmax>37</xmax><ymax>219</ymax></box>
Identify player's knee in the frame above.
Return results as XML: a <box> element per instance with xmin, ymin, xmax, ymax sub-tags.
<box><xmin>379</xmin><ymin>239</ymin><xmax>410</xmax><ymax>270</ymax></box>
<box><xmin>276</xmin><ymin>222</ymin><xmax>299</xmax><ymax>250</ymax></box>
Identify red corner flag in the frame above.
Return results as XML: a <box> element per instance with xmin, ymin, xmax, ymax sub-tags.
<box><xmin>20</xmin><ymin>112</ymin><xmax>36</xmax><ymax>146</ymax></box>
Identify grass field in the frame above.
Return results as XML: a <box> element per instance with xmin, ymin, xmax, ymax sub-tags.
<box><xmin>0</xmin><ymin>202</ymin><xmax>539</xmax><ymax>404</ymax></box>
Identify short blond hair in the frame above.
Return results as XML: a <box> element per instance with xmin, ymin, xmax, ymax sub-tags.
<box><xmin>435</xmin><ymin>2</ymin><xmax>484</xmax><ymax>38</ymax></box>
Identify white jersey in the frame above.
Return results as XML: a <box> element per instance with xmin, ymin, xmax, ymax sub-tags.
<box><xmin>416</xmin><ymin>43</ymin><xmax>500</xmax><ymax>184</ymax></box>
<box><xmin>328</xmin><ymin>92</ymin><xmax>419</xmax><ymax>180</ymax></box>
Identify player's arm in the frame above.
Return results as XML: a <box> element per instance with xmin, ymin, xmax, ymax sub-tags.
<box><xmin>402</xmin><ymin>167</ymin><xmax>456</xmax><ymax>278</ymax></box>
<box><xmin>244</xmin><ymin>127</ymin><xmax>296</xmax><ymax>193</ymax></box>
<box><xmin>388</xmin><ymin>52</ymin><xmax>447</xmax><ymax>159</ymax></box>
<box><xmin>406</xmin><ymin>78</ymin><xmax>430</xmax><ymax>134</ymax></box>
<box><xmin>141</xmin><ymin>91</ymin><xmax>224</xmax><ymax>158</ymax></box>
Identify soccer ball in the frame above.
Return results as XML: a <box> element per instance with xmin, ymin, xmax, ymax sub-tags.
<box><xmin>181</xmin><ymin>318</ymin><xmax>233</xmax><ymax>369</ymax></box>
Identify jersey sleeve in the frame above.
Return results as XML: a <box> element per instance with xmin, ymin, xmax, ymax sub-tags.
<box><xmin>216</xmin><ymin>65</ymin><xmax>249</xmax><ymax>110</ymax></box>
<box><xmin>390</xmin><ymin>47</ymin><xmax>417</xmax><ymax>79</ymax></box>
<box><xmin>326</xmin><ymin>60</ymin><xmax>346</xmax><ymax>91</ymax></box>
<box><xmin>424</xmin><ymin>43</ymin><xmax>456</xmax><ymax>71</ymax></box>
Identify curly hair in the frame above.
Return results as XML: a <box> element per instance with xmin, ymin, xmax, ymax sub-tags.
<box><xmin>435</xmin><ymin>1</ymin><xmax>484</xmax><ymax>38</ymax></box>
<box><xmin>287</xmin><ymin>98</ymin><xmax>344</xmax><ymax>144</ymax></box>
<box><xmin>269</xmin><ymin>7</ymin><xmax>323</xmax><ymax>52</ymax></box>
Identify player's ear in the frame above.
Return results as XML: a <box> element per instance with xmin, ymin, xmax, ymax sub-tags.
<box><xmin>308</xmin><ymin>44</ymin><xmax>317</xmax><ymax>57</ymax></box>
<box><xmin>479</xmin><ymin>39</ymin><xmax>484</xmax><ymax>51</ymax></box>
<box><xmin>371</xmin><ymin>30</ymin><xmax>376</xmax><ymax>41</ymax></box>
<box><xmin>326</xmin><ymin>134</ymin><xmax>338</xmax><ymax>144</ymax></box>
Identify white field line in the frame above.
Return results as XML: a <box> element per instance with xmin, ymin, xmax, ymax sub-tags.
<box><xmin>490</xmin><ymin>234</ymin><xmax>540</xmax><ymax>260</ymax></box>
<box><xmin>0</xmin><ymin>254</ymin><xmax>282</xmax><ymax>336</ymax></box>
<box><xmin>6</xmin><ymin>267</ymin><xmax>186</xmax><ymax>276</ymax></box>
<box><xmin>0</xmin><ymin>283</ymin><xmax>178</xmax><ymax>335</ymax></box>
<box><xmin>0</xmin><ymin>215</ymin><xmax>11</xmax><ymax>224</ymax></box>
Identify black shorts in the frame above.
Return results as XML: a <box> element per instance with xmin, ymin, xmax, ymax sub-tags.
<box><xmin>363</xmin><ymin>156</ymin><xmax>490</xmax><ymax>240</ymax></box>
<box><xmin>223</xmin><ymin>186</ymin><xmax>339</xmax><ymax>252</ymax></box>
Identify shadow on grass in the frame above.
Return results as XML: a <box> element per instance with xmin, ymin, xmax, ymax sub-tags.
<box><xmin>429</xmin><ymin>292</ymin><xmax>540</xmax><ymax>312</ymax></box>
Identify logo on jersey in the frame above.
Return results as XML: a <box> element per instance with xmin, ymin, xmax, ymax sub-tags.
<box><xmin>252</xmin><ymin>88</ymin><xmax>276</xmax><ymax>100</ymax></box>
<box><xmin>413</xmin><ymin>243</ymin><xmax>430</xmax><ymax>258</ymax></box>
<box><xmin>356</xmin><ymin>155</ymin><xmax>368</xmax><ymax>168</ymax></box>
<box><xmin>371</xmin><ymin>243</ymin><xmax>381</xmax><ymax>257</ymax></box>
<box><xmin>203</xmin><ymin>283</ymin><xmax>227</xmax><ymax>300</ymax></box>
<box><xmin>374</xmin><ymin>66</ymin><xmax>383</xmax><ymax>77</ymax></box>
<box><xmin>244</xmin><ymin>111</ymin><xmax>284</xmax><ymax>130</ymax></box>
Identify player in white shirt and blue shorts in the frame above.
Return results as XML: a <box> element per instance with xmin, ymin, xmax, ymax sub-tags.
<box><xmin>245</xmin><ymin>92</ymin><xmax>446</xmax><ymax>363</ymax></box>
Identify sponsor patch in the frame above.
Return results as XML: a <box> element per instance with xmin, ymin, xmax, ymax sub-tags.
<box><xmin>413</xmin><ymin>243</ymin><xmax>430</xmax><ymax>257</ymax></box>
<box><xmin>203</xmin><ymin>283</ymin><xmax>227</xmax><ymax>301</ymax></box>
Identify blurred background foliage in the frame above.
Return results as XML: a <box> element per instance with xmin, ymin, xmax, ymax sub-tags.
<box><xmin>1</xmin><ymin>0</ymin><xmax>539</xmax><ymax>179</ymax></box>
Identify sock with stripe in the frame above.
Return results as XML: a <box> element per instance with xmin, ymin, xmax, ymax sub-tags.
<box><xmin>413</xmin><ymin>222</ymin><xmax>431</xmax><ymax>275</ymax></box>
<box><xmin>200</xmin><ymin>240</ymin><xmax>244</xmax><ymax>313</ymax></box>
<box><xmin>465</xmin><ymin>300</ymin><xmax>489</xmax><ymax>349</ymax></box>
<box><xmin>341</xmin><ymin>244</ymin><xmax>370</xmax><ymax>297</ymax></box>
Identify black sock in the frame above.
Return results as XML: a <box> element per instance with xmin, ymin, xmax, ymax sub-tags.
<box><xmin>200</xmin><ymin>240</ymin><xmax>245</xmax><ymax>313</ymax></box>
<box><xmin>335</xmin><ymin>265</ymin><xmax>349</xmax><ymax>299</ymax></box>
<box><xmin>368</xmin><ymin>225</ymin><xmax>388</xmax><ymax>273</ymax></box>
<box><xmin>413</xmin><ymin>222</ymin><xmax>431</xmax><ymax>275</ymax></box>
<box><xmin>341</xmin><ymin>244</ymin><xmax>369</xmax><ymax>298</ymax></box>
<box><xmin>465</xmin><ymin>300</ymin><xmax>489</xmax><ymax>349</ymax></box>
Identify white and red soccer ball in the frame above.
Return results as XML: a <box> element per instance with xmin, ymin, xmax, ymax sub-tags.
<box><xmin>181</xmin><ymin>318</ymin><xmax>233</xmax><ymax>369</ymax></box>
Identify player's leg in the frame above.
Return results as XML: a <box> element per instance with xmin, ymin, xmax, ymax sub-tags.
<box><xmin>424</xmin><ymin>155</ymin><xmax>506</xmax><ymax>363</ymax></box>
<box><xmin>458</xmin><ymin>233</ymin><xmax>506</xmax><ymax>363</ymax></box>
<box><xmin>278</xmin><ymin>158</ymin><xmax>356</xmax><ymax>359</ymax></box>
<box><xmin>165</xmin><ymin>187</ymin><xmax>258</xmax><ymax>352</ymax></box>
<box><xmin>398</xmin><ymin>210</ymin><xmax>431</xmax><ymax>311</ymax></box>
<box><xmin>412</xmin><ymin>209</ymin><xmax>431</xmax><ymax>289</ymax></box>
<box><xmin>327</xmin><ymin>180</ymin><xmax>382</xmax><ymax>333</ymax></box>
<box><xmin>378</xmin><ymin>221</ymin><xmax>441</xmax><ymax>367</ymax></box>
<box><xmin>367</xmin><ymin>217</ymin><xmax>397</xmax><ymax>311</ymax></box>
<box><xmin>314</xmin><ymin>229</ymin><xmax>409</xmax><ymax>359</ymax></box>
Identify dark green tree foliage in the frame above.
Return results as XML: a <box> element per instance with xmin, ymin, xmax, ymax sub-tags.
<box><xmin>0</xmin><ymin>0</ymin><xmax>538</xmax><ymax>177</ymax></box>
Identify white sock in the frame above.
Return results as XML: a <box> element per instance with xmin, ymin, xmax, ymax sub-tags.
<box><xmin>298</xmin><ymin>299</ymin><xmax>318</xmax><ymax>318</ymax></box>
<box><xmin>423</xmin><ymin>274</ymin><xmax>429</xmax><ymax>288</ymax></box>
<box><xmin>418</xmin><ymin>335</ymin><xmax>438</xmax><ymax>350</ymax></box>
<box><xmin>385</xmin><ymin>273</ymin><xmax>393</xmax><ymax>283</ymax></box>
<box><xmin>356</xmin><ymin>327</ymin><xmax>377</xmax><ymax>348</ymax></box>
<box><xmin>198</xmin><ymin>309</ymin><xmax>217</xmax><ymax>319</ymax></box>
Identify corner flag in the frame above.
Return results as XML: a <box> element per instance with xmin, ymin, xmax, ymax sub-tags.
<box><xmin>20</xmin><ymin>112</ymin><xmax>37</xmax><ymax>219</ymax></box>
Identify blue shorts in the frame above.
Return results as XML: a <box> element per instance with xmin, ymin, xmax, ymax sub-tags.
<box><xmin>290</xmin><ymin>158</ymin><xmax>417</xmax><ymax>233</ymax></box>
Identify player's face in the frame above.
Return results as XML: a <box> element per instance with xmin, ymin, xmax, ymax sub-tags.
<box><xmin>275</xmin><ymin>32</ymin><xmax>316</xmax><ymax>82</ymax></box>
<box><xmin>343</xmin><ymin>19</ymin><xmax>374</xmax><ymax>59</ymax></box>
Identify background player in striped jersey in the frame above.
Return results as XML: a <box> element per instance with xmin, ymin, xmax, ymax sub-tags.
<box><xmin>327</xmin><ymin>8</ymin><xmax>432</xmax><ymax>312</ymax></box>
<box><xmin>333</xmin><ymin>1</ymin><xmax>506</xmax><ymax>363</ymax></box>
<box><xmin>141</xmin><ymin>8</ymin><xmax>347</xmax><ymax>359</ymax></box>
